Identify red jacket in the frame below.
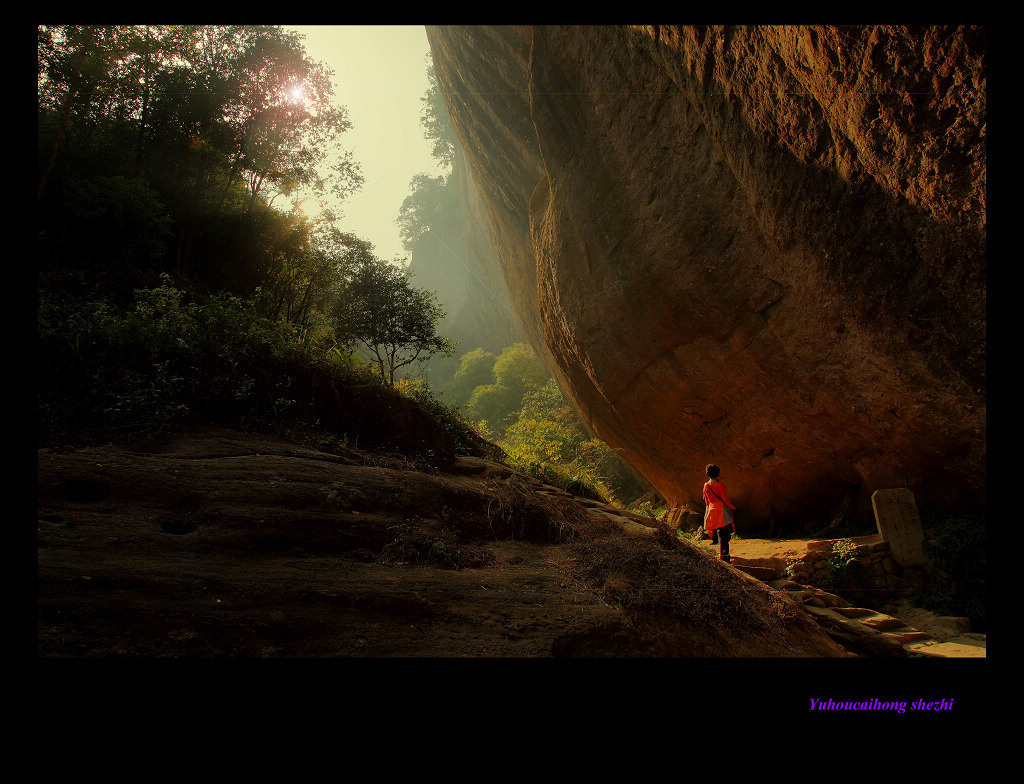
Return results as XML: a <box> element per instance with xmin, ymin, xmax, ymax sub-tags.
<box><xmin>703</xmin><ymin>480</ymin><xmax>735</xmax><ymax>533</ymax></box>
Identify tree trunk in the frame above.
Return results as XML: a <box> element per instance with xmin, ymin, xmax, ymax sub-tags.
<box><xmin>38</xmin><ymin>88</ymin><xmax>75</xmax><ymax>202</ymax></box>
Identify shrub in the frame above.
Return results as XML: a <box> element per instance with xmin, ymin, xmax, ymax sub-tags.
<box><xmin>39</xmin><ymin>275</ymin><xmax>327</xmax><ymax>443</ymax></box>
<box><xmin>825</xmin><ymin>538</ymin><xmax>863</xmax><ymax>587</ymax></box>
<box><xmin>632</xmin><ymin>499</ymin><xmax>666</xmax><ymax>520</ymax></box>
<box><xmin>918</xmin><ymin>512</ymin><xmax>986</xmax><ymax>631</ymax></box>
<box><xmin>38</xmin><ymin>274</ymin><xmax>497</xmax><ymax>469</ymax></box>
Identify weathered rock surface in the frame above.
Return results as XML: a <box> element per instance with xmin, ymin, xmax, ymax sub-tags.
<box><xmin>36</xmin><ymin>427</ymin><xmax>847</xmax><ymax>657</ymax></box>
<box><xmin>425</xmin><ymin>25</ymin><xmax>986</xmax><ymax>533</ymax></box>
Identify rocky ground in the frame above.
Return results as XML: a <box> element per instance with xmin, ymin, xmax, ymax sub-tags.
<box><xmin>36</xmin><ymin>426</ymin><xmax>860</xmax><ymax>658</ymax></box>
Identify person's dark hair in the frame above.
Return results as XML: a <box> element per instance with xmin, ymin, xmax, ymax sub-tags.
<box><xmin>706</xmin><ymin>464</ymin><xmax>720</xmax><ymax>479</ymax></box>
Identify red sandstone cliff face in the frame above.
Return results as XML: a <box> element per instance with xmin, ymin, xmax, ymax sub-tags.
<box><xmin>425</xmin><ymin>25</ymin><xmax>986</xmax><ymax>533</ymax></box>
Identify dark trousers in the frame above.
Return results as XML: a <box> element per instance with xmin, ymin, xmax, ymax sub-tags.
<box><xmin>712</xmin><ymin>525</ymin><xmax>733</xmax><ymax>562</ymax></box>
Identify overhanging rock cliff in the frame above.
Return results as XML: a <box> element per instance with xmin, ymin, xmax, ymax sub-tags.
<box><xmin>425</xmin><ymin>25</ymin><xmax>986</xmax><ymax>533</ymax></box>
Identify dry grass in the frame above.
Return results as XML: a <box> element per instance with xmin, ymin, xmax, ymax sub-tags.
<box><xmin>481</xmin><ymin>477</ymin><xmax>590</xmax><ymax>542</ymax></box>
<box><xmin>565</xmin><ymin>514</ymin><xmax>802</xmax><ymax>642</ymax></box>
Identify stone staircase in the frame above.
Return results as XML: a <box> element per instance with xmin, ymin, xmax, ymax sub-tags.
<box><xmin>528</xmin><ymin>477</ymin><xmax>984</xmax><ymax>658</ymax></box>
<box><xmin>723</xmin><ymin>552</ymin><xmax>984</xmax><ymax>658</ymax></box>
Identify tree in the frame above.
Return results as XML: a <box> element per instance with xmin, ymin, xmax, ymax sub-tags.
<box><xmin>419</xmin><ymin>62</ymin><xmax>456</xmax><ymax>170</ymax></box>
<box><xmin>37</xmin><ymin>25</ymin><xmax>363</xmax><ymax>290</ymax></box>
<box><xmin>395</xmin><ymin>61</ymin><xmax>461</xmax><ymax>253</ymax></box>
<box><xmin>463</xmin><ymin>343</ymin><xmax>548</xmax><ymax>432</ymax></box>
<box><xmin>466</xmin><ymin>382</ymin><xmax>522</xmax><ymax>432</ymax></box>
<box><xmin>396</xmin><ymin>172</ymin><xmax>455</xmax><ymax>252</ymax></box>
<box><xmin>443</xmin><ymin>348</ymin><xmax>497</xmax><ymax>405</ymax></box>
<box><xmin>492</xmin><ymin>343</ymin><xmax>548</xmax><ymax>400</ymax></box>
<box><xmin>333</xmin><ymin>254</ymin><xmax>458</xmax><ymax>386</ymax></box>
<box><xmin>150</xmin><ymin>25</ymin><xmax>363</xmax><ymax>276</ymax></box>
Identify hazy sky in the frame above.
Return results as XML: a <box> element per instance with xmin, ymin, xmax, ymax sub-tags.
<box><xmin>285</xmin><ymin>25</ymin><xmax>446</xmax><ymax>262</ymax></box>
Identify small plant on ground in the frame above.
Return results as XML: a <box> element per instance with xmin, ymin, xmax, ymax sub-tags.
<box><xmin>781</xmin><ymin>557</ymin><xmax>802</xmax><ymax>580</ymax></box>
<box><xmin>675</xmin><ymin>528</ymin><xmax>703</xmax><ymax>544</ymax></box>
<box><xmin>823</xmin><ymin>538</ymin><xmax>862</xmax><ymax>588</ymax></box>
<box><xmin>632</xmin><ymin>500</ymin><xmax>665</xmax><ymax>520</ymax></box>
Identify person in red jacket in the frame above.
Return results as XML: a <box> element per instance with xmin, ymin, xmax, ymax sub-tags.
<box><xmin>703</xmin><ymin>464</ymin><xmax>736</xmax><ymax>563</ymax></box>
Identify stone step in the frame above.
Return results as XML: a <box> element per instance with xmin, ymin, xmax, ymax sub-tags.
<box><xmin>759</xmin><ymin>571</ymin><xmax>971</xmax><ymax>657</ymax></box>
<box><xmin>729</xmin><ymin>554</ymin><xmax>791</xmax><ymax>571</ymax></box>
<box><xmin>905</xmin><ymin>637</ymin><xmax>985</xmax><ymax>658</ymax></box>
<box><xmin>731</xmin><ymin>563</ymin><xmax>781</xmax><ymax>581</ymax></box>
<box><xmin>797</xmin><ymin>601</ymin><xmax>941</xmax><ymax>657</ymax></box>
<box><xmin>801</xmin><ymin>605</ymin><xmax>907</xmax><ymax>657</ymax></box>
<box><xmin>768</xmin><ymin>579</ymin><xmax>804</xmax><ymax>591</ymax></box>
<box><xmin>833</xmin><ymin>607</ymin><xmax>876</xmax><ymax>619</ymax></box>
<box><xmin>858</xmin><ymin>614</ymin><xmax>909</xmax><ymax>631</ymax></box>
<box><xmin>884</xmin><ymin>630</ymin><xmax>932</xmax><ymax>644</ymax></box>
<box><xmin>806</xmin><ymin>533</ymin><xmax>883</xmax><ymax>552</ymax></box>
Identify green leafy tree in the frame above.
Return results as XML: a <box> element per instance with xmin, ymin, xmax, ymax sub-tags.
<box><xmin>520</xmin><ymin>378</ymin><xmax>577</xmax><ymax>424</ymax></box>
<box><xmin>463</xmin><ymin>343</ymin><xmax>547</xmax><ymax>433</ymax></box>
<box><xmin>502</xmin><ymin>417</ymin><xmax>580</xmax><ymax>466</ymax></box>
<box><xmin>396</xmin><ymin>173</ymin><xmax>455</xmax><ymax>253</ymax></box>
<box><xmin>419</xmin><ymin>62</ymin><xmax>456</xmax><ymax>170</ymax></box>
<box><xmin>258</xmin><ymin>223</ymin><xmax>364</xmax><ymax>333</ymax></box>
<box><xmin>37</xmin><ymin>25</ymin><xmax>363</xmax><ymax>294</ymax></box>
<box><xmin>443</xmin><ymin>348</ymin><xmax>497</xmax><ymax>405</ymax></box>
<box><xmin>38</xmin><ymin>25</ymin><xmax>136</xmax><ymax>201</ymax></box>
<box><xmin>453</xmin><ymin>347</ymin><xmax>640</xmax><ymax>502</ymax></box>
<box><xmin>493</xmin><ymin>343</ymin><xmax>548</xmax><ymax>400</ymax></box>
<box><xmin>466</xmin><ymin>382</ymin><xmax>523</xmax><ymax>432</ymax></box>
<box><xmin>396</xmin><ymin>62</ymin><xmax>461</xmax><ymax>253</ymax></box>
<box><xmin>61</xmin><ymin>174</ymin><xmax>173</xmax><ymax>269</ymax></box>
<box><xmin>333</xmin><ymin>253</ymin><xmax>458</xmax><ymax>386</ymax></box>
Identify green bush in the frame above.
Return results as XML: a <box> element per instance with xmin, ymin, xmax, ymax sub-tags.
<box><xmin>632</xmin><ymin>500</ymin><xmax>666</xmax><ymax>521</ymax></box>
<box><xmin>38</xmin><ymin>273</ymin><xmax>498</xmax><ymax>466</ymax></box>
<box><xmin>39</xmin><ymin>274</ymin><xmax>324</xmax><ymax>443</ymax></box>
<box><xmin>442</xmin><ymin>348</ymin><xmax>497</xmax><ymax>406</ymax></box>
<box><xmin>918</xmin><ymin>512</ymin><xmax>986</xmax><ymax>631</ymax></box>
<box><xmin>825</xmin><ymin>538</ymin><xmax>863</xmax><ymax>586</ymax></box>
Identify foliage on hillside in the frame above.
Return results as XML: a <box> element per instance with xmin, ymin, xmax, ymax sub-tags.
<box><xmin>37</xmin><ymin>271</ymin><xmax>493</xmax><ymax>465</ymax></box>
<box><xmin>440</xmin><ymin>343</ymin><xmax>655</xmax><ymax>507</ymax></box>
<box><xmin>919</xmin><ymin>512</ymin><xmax>987</xmax><ymax>631</ymax></box>
<box><xmin>37</xmin><ymin>25</ymin><xmax>478</xmax><ymax>458</ymax></box>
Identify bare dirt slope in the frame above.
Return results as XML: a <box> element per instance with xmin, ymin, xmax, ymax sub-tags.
<box><xmin>36</xmin><ymin>427</ymin><xmax>848</xmax><ymax>658</ymax></box>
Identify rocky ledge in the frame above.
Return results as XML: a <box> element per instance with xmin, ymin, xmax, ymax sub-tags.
<box><xmin>37</xmin><ymin>427</ymin><xmax>854</xmax><ymax>657</ymax></box>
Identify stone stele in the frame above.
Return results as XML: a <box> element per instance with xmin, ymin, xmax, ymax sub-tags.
<box><xmin>871</xmin><ymin>488</ymin><xmax>928</xmax><ymax>568</ymax></box>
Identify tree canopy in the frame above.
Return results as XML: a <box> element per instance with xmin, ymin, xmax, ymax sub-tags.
<box><xmin>443</xmin><ymin>348</ymin><xmax>497</xmax><ymax>404</ymax></box>
<box><xmin>396</xmin><ymin>172</ymin><xmax>454</xmax><ymax>253</ymax></box>
<box><xmin>332</xmin><ymin>253</ymin><xmax>458</xmax><ymax>386</ymax></box>
<box><xmin>418</xmin><ymin>62</ymin><xmax>456</xmax><ymax>170</ymax></box>
<box><xmin>455</xmin><ymin>342</ymin><xmax>548</xmax><ymax>432</ymax></box>
<box><xmin>445</xmin><ymin>342</ymin><xmax>646</xmax><ymax>504</ymax></box>
<box><xmin>37</xmin><ymin>24</ymin><xmax>363</xmax><ymax>304</ymax></box>
<box><xmin>396</xmin><ymin>62</ymin><xmax>461</xmax><ymax>253</ymax></box>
